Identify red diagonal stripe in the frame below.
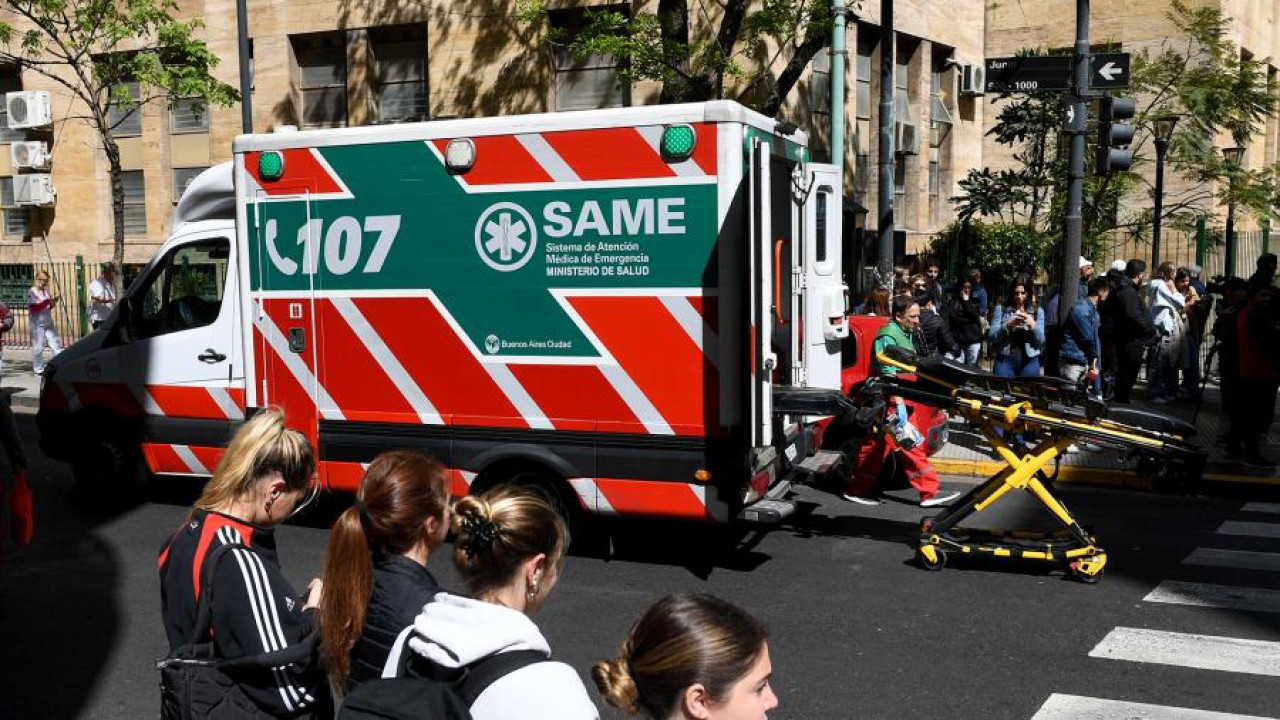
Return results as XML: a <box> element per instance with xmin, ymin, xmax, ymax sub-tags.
<box><xmin>569</xmin><ymin>296</ymin><xmax>712</xmax><ymax>435</ymax></box>
<box><xmin>508</xmin><ymin>364</ymin><xmax>644</xmax><ymax>434</ymax></box>
<box><xmin>595</xmin><ymin>478</ymin><xmax>710</xmax><ymax>520</ymax></box>
<box><xmin>251</xmin><ymin>317</ymin><xmax>318</xmax><ymax>441</ymax></box>
<box><xmin>314</xmin><ymin>299</ymin><xmax>419</xmax><ymax>424</ymax></box>
<box><xmin>543</xmin><ymin>128</ymin><xmax>677</xmax><ymax>181</ymax></box>
<box><xmin>245</xmin><ymin>149</ymin><xmax>345</xmax><ymax>195</ymax></box>
<box><xmin>690</xmin><ymin>123</ymin><xmax>718</xmax><ymax>175</ymax></box>
<box><xmin>354</xmin><ymin>297</ymin><xmax>526</xmax><ymax>428</ymax></box>
<box><xmin>432</xmin><ymin>136</ymin><xmax>553</xmax><ymax>185</ymax></box>
<box><xmin>147</xmin><ymin>386</ymin><xmax>225</xmax><ymax>419</ymax></box>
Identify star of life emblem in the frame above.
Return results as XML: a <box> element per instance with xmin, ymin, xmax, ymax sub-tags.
<box><xmin>475</xmin><ymin>202</ymin><xmax>538</xmax><ymax>272</ymax></box>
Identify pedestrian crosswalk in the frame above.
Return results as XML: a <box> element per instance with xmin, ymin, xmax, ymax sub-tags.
<box><xmin>1031</xmin><ymin>504</ymin><xmax>1280</xmax><ymax>719</ymax></box>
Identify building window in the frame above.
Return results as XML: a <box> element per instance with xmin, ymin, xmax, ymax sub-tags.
<box><xmin>930</xmin><ymin>54</ymin><xmax>954</xmax><ymax>226</ymax></box>
<box><xmin>0</xmin><ymin>73</ymin><xmax>23</xmax><ymax>144</ymax></box>
<box><xmin>294</xmin><ymin>34</ymin><xmax>347</xmax><ymax>129</ymax></box>
<box><xmin>0</xmin><ymin>177</ymin><xmax>30</xmax><ymax>240</ymax></box>
<box><xmin>173</xmin><ymin>167</ymin><xmax>207</xmax><ymax>199</ymax></box>
<box><xmin>108</xmin><ymin>81</ymin><xmax>142</xmax><ymax>136</ymax></box>
<box><xmin>853</xmin><ymin>37</ymin><xmax>874</xmax><ymax>209</ymax></box>
<box><xmin>170</xmin><ymin>97</ymin><xmax>209</xmax><ymax>133</ymax></box>
<box><xmin>371</xmin><ymin>26</ymin><xmax>428</xmax><ymax>123</ymax></box>
<box><xmin>121</xmin><ymin>170</ymin><xmax>147</xmax><ymax>235</ymax></box>
<box><xmin>550</xmin><ymin>6</ymin><xmax>628</xmax><ymax>111</ymax></box>
<box><xmin>810</xmin><ymin>47</ymin><xmax>830</xmax><ymax>114</ymax></box>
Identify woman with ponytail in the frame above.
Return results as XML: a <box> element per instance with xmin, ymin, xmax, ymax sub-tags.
<box><xmin>319</xmin><ymin>450</ymin><xmax>450</xmax><ymax>690</ymax></box>
<box><xmin>158</xmin><ymin>409</ymin><xmax>329</xmax><ymax>718</ymax></box>
<box><xmin>594</xmin><ymin>594</ymin><xmax>778</xmax><ymax>720</ymax></box>
<box><xmin>389</xmin><ymin>484</ymin><xmax>598</xmax><ymax>719</ymax></box>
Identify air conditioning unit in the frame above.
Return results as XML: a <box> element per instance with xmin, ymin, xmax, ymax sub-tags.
<box><xmin>960</xmin><ymin>63</ymin><xmax>986</xmax><ymax>96</ymax></box>
<box><xmin>14</xmin><ymin>174</ymin><xmax>55</xmax><ymax>206</ymax></box>
<box><xmin>5</xmin><ymin>91</ymin><xmax>52</xmax><ymax>130</ymax></box>
<box><xmin>11</xmin><ymin>141</ymin><xmax>50</xmax><ymax>170</ymax></box>
<box><xmin>895</xmin><ymin>122</ymin><xmax>921</xmax><ymax>156</ymax></box>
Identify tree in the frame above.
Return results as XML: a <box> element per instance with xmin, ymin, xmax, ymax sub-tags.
<box><xmin>953</xmin><ymin>0</ymin><xmax>1280</xmax><ymax>253</ymax></box>
<box><xmin>516</xmin><ymin>0</ymin><xmax>832</xmax><ymax>116</ymax></box>
<box><xmin>0</xmin><ymin>0</ymin><xmax>239</xmax><ymax>267</ymax></box>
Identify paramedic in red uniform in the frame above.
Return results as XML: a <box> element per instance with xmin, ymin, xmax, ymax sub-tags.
<box><xmin>843</xmin><ymin>295</ymin><xmax>961</xmax><ymax>508</ymax></box>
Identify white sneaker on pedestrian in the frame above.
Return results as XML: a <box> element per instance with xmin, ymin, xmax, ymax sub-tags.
<box><xmin>920</xmin><ymin>490</ymin><xmax>962</xmax><ymax>508</ymax></box>
<box><xmin>842</xmin><ymin>493</ymin><xmax>882</xmax><ymax>506</ymax></box>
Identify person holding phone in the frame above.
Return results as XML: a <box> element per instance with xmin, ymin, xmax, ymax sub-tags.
<box><xmin>989</xmin><ymin>276</ymin><xmax>1045</xmax><ymax>377</ymax></box>
<box><xmin>26</xmin><ymin>270</ymin><xmax>62</xmax><ymax>375</ymax></box>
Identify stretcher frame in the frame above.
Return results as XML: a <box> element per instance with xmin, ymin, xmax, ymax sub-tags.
<box><xmin>870</xmin><ymin>348</ymin><xmax>1205</xmax><ymax>583</ymax></box>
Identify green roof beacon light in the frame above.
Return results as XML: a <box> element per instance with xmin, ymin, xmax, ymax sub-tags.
<box><xmin>660</xmin><ymin>124</ymin><xmax>697</xmax><ymax>161</ymax></box>
<box><xmin>258</xmin><ymin>151</ymin><xmax>285</xmax><ymax>182</ymax></box>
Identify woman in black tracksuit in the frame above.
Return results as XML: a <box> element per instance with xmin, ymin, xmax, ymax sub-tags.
<box><xmin>318</xmin><ymin>449</ymin><xmax>452</xmax><ymax>690</ymax></box>
<box><xmin>158</xmin><ymin>409</ymin><xmax>329</xmax><ymax>718</ymax></box>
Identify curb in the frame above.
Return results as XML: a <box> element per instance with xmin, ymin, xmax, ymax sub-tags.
<box><xmin>930</xmin><ymin>457</ymin><xmax>1279</xmax><ymax>490</ymax></box>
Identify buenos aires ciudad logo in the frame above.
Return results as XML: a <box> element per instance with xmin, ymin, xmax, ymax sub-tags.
<box><xmin>475</xmin><ymin>202</ymin><xmax>538</xmax><ymax>272</ymax></box>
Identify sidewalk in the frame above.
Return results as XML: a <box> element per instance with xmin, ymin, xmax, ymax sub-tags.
<box><xmin>0</xmin><ymin>347</ymin><xmax>43</xmax><ymax>412</ymax></box>
<box><xmin>929</xmin><ymin>382</ymin><xmax>1280</xmax><ymax>488</ymax></box>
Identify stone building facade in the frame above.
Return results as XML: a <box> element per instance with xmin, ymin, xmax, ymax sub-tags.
<box><xmin>0</xmin><ymin>0</ymin><xmax>988</xmax><ymax>268</ymax></box>
<box><xmin>0</xmin><ymin>0</ymin><xmax>1273</xmax><ymax>270</ymax></box>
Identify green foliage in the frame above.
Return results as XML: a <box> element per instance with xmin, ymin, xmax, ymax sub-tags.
<box><xmin>930</xmin><ymin>220</ymin><xmax>1054</xmax><ymax>294</ymax></box>
<box><xmin>953</xmin><ymin>0</ymin><xmax>1280</xmax><ymax>254</ymax></box>
<box><xmin>517</xmin><ymin>0</ymin><xmax>830</xmax><ymax>115</ymax></box>
<box><xmin>0</xmin><ymin>0</ymin><xmax>239</xmax><ymax>264</ymax></box>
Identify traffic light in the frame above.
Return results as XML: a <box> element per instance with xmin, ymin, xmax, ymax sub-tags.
<box><xmin>1096</xmin><ymin>96</ymin><xmax>1136</xmax><ymax>174</ymax></box>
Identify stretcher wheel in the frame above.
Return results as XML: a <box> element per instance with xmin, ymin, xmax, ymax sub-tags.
<box><xmin>916</xmin><ymin>545</ymin><xmax>946</xmax><ymax>571</ymax></box>
<box><xmin>1068</xmin><ymin>554</ymin><xmax>1106</xmax><ymax>584</ymax></box>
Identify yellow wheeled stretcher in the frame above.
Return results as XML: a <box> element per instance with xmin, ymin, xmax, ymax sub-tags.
<box><xmin>869</xmin><ymin>347</ymin><xmax>1206</xmax><ymax>583</ymax></box>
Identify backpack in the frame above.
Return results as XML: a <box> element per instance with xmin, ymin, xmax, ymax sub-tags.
<box><xmin>156</xmin><ymin>542</ymin><xmax>321</xmax><ymax>720</ymax></box>
<box><xmin>337</xmin><ymin>638</ymin><xmax>547</xmax><ymax>720</ymax></box>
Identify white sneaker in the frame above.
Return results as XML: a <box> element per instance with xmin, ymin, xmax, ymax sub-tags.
<box><xmin>842</xmin><ymin>493</ymin><xmax>882</xmax><ymax>506</ymax></box>
<box><xmin>920</xmin><ymin>490</ymin><xmax>962</xmax><ymax>508</ymax></box>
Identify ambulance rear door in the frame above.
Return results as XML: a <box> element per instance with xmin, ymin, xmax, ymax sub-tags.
<box><xmin>800</xmin><ymin>163</ymin><xmax>847</xmax><ymax>392</ymax></box>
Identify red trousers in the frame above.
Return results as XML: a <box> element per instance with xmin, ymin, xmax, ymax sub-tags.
<box><xmin>847</xmin><ymin>398</ymin><xmax>941</xmax><ymax>500</ymax></box>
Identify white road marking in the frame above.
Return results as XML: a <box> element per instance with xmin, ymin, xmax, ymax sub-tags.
<box><xmin>1184</xmin><ymin>547</ymin><xmax>1280</xmax><ymax>572</ymax></box>
<box><xmin>1032</xmin><ymin>693</ymin><xmax>1277</xmax><ymax>719</ymax></box>
<box><xmin>1089</xmin><ymin>627</ymin><xmax>1280</xmax><ymax>677</ymax></box>
<box><xmin>1242</xmin><ymin>502</ymin><xmax>1280</xmax><ymax>515</ymax></box>
<box><xmin>1144</xmin><ymin>581</ymin><xmax>1280</xmax><ymax>614</ymax></box>
<box><xmin>1215</xmin><ymin>521</ymin><xmax>1280</xmax><ymax>539</ymax></box>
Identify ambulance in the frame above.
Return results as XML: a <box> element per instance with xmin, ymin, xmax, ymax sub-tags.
<box><xmin>37</xmin><ymin>100</ymin><xmax>857</xmax><ymax>524</ymax></box>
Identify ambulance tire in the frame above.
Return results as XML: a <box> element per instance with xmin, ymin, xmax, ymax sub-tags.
<box><xmin>505</xmin><ymin>469</ymin><xmax>602</xmax><ymax>553</ymax></box>
<box><xmin>71</xmin><ymin>423</ymin><xmax>147</xmax><ymax>498</ymax></box>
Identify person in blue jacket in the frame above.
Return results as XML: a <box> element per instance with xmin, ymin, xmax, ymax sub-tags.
<box><xmin>988</xmin><ymin>276</ymin><xmax>1045</xmax><ymax>377</ymax></box>
<box><xmin>1059</xmin><ymin>277</ymin><xmax>1111</xmax><ymax>393</ymax></box>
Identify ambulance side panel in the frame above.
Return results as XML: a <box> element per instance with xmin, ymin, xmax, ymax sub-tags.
<box><xmin>238</xmin><ymin>117</ymin><xmax>751</xmax><ymax>521</ymax></box>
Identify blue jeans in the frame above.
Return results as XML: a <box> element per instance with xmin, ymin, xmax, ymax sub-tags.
<box><xmin>993</xmin><ymin>354</ymin><xmax>1042</xmax><ymax>377</ymax></box>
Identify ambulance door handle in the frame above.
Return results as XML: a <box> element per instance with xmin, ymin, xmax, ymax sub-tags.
<box><xmin>287</xmin><ymin>328</ymin><xmax>307</xmax><ymax>353</ymax></box>
<box><xmin>198</xmin><ymin>348</ymin><xmax>227</xmax><ymax>363</ymax></box>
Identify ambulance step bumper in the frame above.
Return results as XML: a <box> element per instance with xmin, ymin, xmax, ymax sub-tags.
<box><xmin>795</xmin><ymin>450</ymin><xmax>844</xmax><ymax>477</ymax></box>
<box><xmin>738</xmin><ymin>498</ymin><xmax>797</xmax><ymax>524</ymax></box>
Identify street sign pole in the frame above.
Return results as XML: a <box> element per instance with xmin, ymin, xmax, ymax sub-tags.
<box><xmin>1061</xmin><ymin>0</ymin><xmax>1089</xmax><ymax>325</ymax></box>
<box><xmin>876</xmin><ymin>0</ymin><xmax>895</xmax><ymax>289</ymax></box>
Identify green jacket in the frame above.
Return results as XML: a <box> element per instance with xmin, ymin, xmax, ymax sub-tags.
<box><xmin>871</xmin><ymin>319</ymin><xmax>916</xmax><ymax>376</ymax></box>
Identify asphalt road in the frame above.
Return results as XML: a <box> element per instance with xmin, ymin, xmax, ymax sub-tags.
<box><xmin>2</xmin><ymin>413</ymin><xmax>1280</xmax><ymax>719</ymax></box>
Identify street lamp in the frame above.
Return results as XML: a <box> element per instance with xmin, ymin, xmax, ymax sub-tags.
<box><xmin>1151</xmin><ymin>115</ymin><xmax>1180</xmax><ymax>271</ymax></box>
<box><xmin>1223</xmin><ymin>146</ymin><xmax>1245</xmax><ymax>277</ymax></box>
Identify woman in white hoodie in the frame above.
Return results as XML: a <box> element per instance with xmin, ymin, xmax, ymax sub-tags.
<box><xmin>395</xmin><ymin>485</ymin><xmax>598</xmax><ymax>719</ymax></box>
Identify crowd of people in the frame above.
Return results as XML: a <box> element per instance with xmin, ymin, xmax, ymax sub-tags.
<box><xmin>854</xmin><ymin>252</ymin><xmax>1279</xmax><ymax>469</ymax></box>
<box><xmin>157</xmin><ymin>410</ymin><xmax>779</xmax><ymax>719</ymax></box>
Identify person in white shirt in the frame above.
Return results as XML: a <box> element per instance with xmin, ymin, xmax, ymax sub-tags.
<box><xmin>386</xmin><ymin>485</ymin><xmax>598</xmax><ymax>720</ymax></box>
<box><xmin>26</xmin><ymin>270</ymin><xmax>62</xmax><ymax>375</ymax></box>
<box><xmin>89</xmin><ymin>262</ymin><xmax>118</xmax><ymax>330</ymax></box>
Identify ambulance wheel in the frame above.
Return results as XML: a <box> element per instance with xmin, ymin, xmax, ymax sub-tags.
<box><xmin>72</xmin><ymin>427</ymin><xmax>146</xmax><ymax>497</ymax></box>
<box><xmin>916</xmin><ymin>545</ymin><xmax>946</xmax><ymax>571</ymax></box>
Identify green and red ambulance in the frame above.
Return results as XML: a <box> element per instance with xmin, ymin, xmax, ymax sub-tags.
<box><xmin>38</xmin><ymin>100</ymin><xmax>859</xmax><ymax>524</ymax></box>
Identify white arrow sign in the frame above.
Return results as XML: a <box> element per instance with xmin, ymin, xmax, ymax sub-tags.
<box><xmin>1066</xmin><ymin>106</ymin><xmax>1076</xmax><ymax>124</ymax></box>
<box><xmin>1098</xmin><ymin>62</ymin><xmax>1123</xmax><ymax>82</ymax></box>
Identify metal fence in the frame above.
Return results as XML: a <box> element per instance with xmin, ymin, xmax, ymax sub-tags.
<box><xmin>1101</xmin><ymin>223</ymin><xmax>1269</xmax><ymax>280</ymax></box>
<box><xmin>0</xmin><ymin>259</ymin><xmax>90</xmax><ymax>350</ymax></box>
